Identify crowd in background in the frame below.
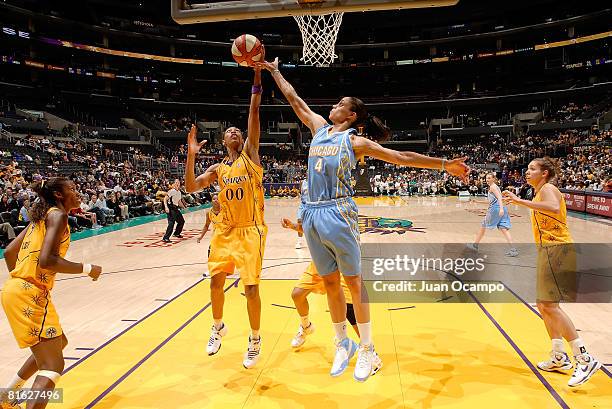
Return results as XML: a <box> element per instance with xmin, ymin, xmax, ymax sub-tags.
<box><xmin>0</xmin><ymin>126</ymin><xmax>610</xmax><ymax>247</ymax></box>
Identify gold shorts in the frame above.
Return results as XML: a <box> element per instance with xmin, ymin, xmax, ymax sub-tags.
<box><xmin>296</xmin><ymin>262</ymin><xmax>353</xmax><ymax>304</ymax></box>
<box><xmin>536</xmin><ymin>243</ymin><xmax>577</xmax><ymax>302</ymax></box>
<box><xmin>208</xmin><ymin>224</ymin><xmax>267</xmax><ymax>286</ymax></box>
<box><xmin>1</xmin><ymin>278</ymin><xmax>63</xmax><ymax>349</ymax></box>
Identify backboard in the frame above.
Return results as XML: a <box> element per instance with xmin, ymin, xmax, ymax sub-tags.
<box><xmin>171</xmin><ymin>0</ymin><xmax>459</xmax><ymax>24</ymax></box>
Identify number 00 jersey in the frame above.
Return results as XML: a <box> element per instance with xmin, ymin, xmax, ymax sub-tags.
<box><xmin>216</xmin><ymin>151</ymin><xmax>265</xmax><ymax>227</ymax></box>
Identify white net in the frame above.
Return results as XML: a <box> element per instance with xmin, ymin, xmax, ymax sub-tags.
<box><xmin>293</xmin><ymin>12</ymin><xmax>344</xmax><ymax>67</ymax></box>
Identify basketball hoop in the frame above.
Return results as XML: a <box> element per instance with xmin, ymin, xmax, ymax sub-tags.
<box><xmin>294</xmin><ymin>0</ymin><xmax>344</xmax><ymax>67</ymax></box>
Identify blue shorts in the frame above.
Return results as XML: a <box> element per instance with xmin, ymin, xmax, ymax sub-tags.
<box><xmin>301</xmin><ymin>197</ymin><xmax>361</xmax><ymax>276</ymax></box>
<box><xmin>482</xmin><ymin>205</ymin><xmax>512</xmax><ymax>230</ymax></box>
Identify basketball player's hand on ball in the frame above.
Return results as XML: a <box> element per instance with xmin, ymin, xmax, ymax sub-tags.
<box><xmin>187</xmin><ymin>124</ymin><xmax>207</xmax><ymax>155</ymax></box>
<box><xmin>89</xmin><ymin>265</ymin><xmax>102</xmax><ymax>281</ymax></box>
<box><xmin>502</xmin><ymin>190</ymin><xmax>519</xmax><ymax>205</ymax></box>
<box><xmin>445</xmin><ymin>157</ymin><xmax>470</xmax><ymax>182</ymax></box>
<box><xmin>256</xmin><ymin>57</ymin><xmax>279</xmax><ymax>73</ymax></box>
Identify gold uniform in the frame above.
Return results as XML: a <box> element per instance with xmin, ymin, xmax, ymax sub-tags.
<box><xmin>531</xmin><ymin>185</ymin><xmax>576</xmax><ymax>302</ymax></box>
<box><xmin>296</xmin><ymin>262</ymin><xmax>352</xmax><ymax>303</ymax></box>
<box><xmin>208</xmin><ymin>152</ymin><xmax>267</xmax><ymax>285</ymax></box>
<box><xmin>1</xmin><ymin>208</ymin><xmax>70</xmax><ymax>348</ymax></box>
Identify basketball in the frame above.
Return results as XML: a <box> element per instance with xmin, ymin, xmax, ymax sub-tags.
<box><xmin>231</xmin><ymin>34</ymin><xmax>265</xmax><ymax>67</ymax></box>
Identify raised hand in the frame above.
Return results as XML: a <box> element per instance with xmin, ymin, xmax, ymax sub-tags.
<box><xmin>502</xmin><ymin>190</ymin><xmax>519</xmax><ymax>205</ymax></box>
<box><xmin>187</xmin><ymin>124</ymin><xmax>207</xmax><ymax>155</ymax></box>
<box><xmin>256</xmin><ymin>57</ymin><xmax>279</xmax><ymax>73</ymax></box>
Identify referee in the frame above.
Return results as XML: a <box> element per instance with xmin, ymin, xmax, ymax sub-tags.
<box><xmin>162</xmin><ymin>179</ymin><xmax>186</xmax><ymax>243</ymax></box>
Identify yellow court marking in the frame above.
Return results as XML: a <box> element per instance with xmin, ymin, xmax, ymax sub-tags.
<box><xmin>58</xmin><ymin>278</ymin><xmax>218</xmax><ymax>408</ymax></box>
<box><xmin>56</xmin><ymin>281</ymin><xmax>586</xmax><ymax>408</ymax></box>
<box><xmin>483</xmin><ymin>302</ymin><xmax>612</xmax><ymax>408</ymax></box>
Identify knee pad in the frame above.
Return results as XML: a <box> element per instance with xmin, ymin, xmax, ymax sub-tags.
<box><xmin>37</xmin><ymin>370</ymin><xmax>61</xmax><ymax>385</ymax></box>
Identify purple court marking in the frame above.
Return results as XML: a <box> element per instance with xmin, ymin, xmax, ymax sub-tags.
<box><xmin>121</xmin><ymin>319</ymin><xmax>138</xmax><ymax>322</ymax></box>
<box><xmin>75</xmin><ymin>348</ymin><xmax>95</xmax><ymax>351</ymax></box>
<box><xmin>55</xmin><ymin>262</ymin><xmax>207</xmax><ymax>282</ymax></box>
<box><xmin>387</xmin><ymin>306</ymin><xmax>416</xmax><ymax>311</ymax></box>
<box><xmin>438</xmin><ymin>273</ymin><xmax>569</xmax><ymax>408</ymax></box>
<box><xmin>271</xmin><ymin>303</ymin><xmax>296</xmax><ymax>309</ymax></box>
<box><xmin>62</xmin><ymin>262</ymin><xmax>297</xmax><ymax>374</ymax></box>
<box><xmin>154</xmin><ymin>299</ymin><xmax>169</xmax><ymax>302</ymax></box>
<box><xmin>84</xmin><ymin>278</ymin><xmax>239</xmax><ymax>408</ymax></box>
<box><xmin>501</xmin><ymin>280</ymin><xmax>612</xmax><ymax>379</ymax></box>
<box><xmin>63</xmin><ymin>276</ymin><xmax>208</xmax><ymax>374</ymax></box>
<box><xmin>64</xmin><ymin>357</ymin><xmax>80</xmax><ymax>360</ymax></box>
<box><xmin>471</xmin><ymin>296</ymin><xmax>569</xmax><ymax>409</ymax></box>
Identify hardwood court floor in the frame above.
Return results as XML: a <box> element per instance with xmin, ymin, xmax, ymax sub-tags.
<box><xmin>1</xmin><ymin>197</ymin><xmax>610</xmax><ymax>408</ymax></box>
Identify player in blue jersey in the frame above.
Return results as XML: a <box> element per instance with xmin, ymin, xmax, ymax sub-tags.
<box><xmin>259</xmin><ymin>58</ymin><xmax>470</xmax><ymax>382</ymax></box>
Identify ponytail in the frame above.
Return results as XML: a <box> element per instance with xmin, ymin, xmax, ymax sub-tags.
<box><xmin>346</xmin><ymin>97</ymin><xmax>391</xmax><ymax>142</ymax></box>
<box><xmin>30</xmin><ymin>177</ymin><xmax>69</xmax><ymax>222</ymax></box>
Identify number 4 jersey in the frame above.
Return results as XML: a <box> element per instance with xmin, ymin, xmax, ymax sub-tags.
<box><xmin>216</xmin><ymin>151</ymin><xmax>266</xmax><ymax>227</ymax></box>
<box><xmin>307</xmin><ymin>124</ymin><xmax>357</xmax><ymax>202</ymax></box>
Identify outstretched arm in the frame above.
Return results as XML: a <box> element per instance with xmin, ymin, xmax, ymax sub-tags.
<box><xmin>351</xmin><ymin>135</ymin><xmax>470</xmax><ymax>181</ymax></box>
<box><xmin>503</xmin><ymin>185</ymin><xmax>561</xmax><ymax>213</ymax></box>
<box><xmin>259</xmin><ymin>58</ymin><xmax>327</xmax><ymax>134</ymax></box>
<box><xmin>244</xmin><ymin>68</ymin><xmax>262</xmax><ymax>166</ymax></box>
<box><xmin>185</xmin><ymin>124</ymin><xmax>219</xmax><ymax>192</ymax></box>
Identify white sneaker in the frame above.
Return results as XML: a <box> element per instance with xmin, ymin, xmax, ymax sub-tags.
<box><xmin>206</xmin><ymin>323</ymin><xmax>228</xmax><ymax>356</ymax></box>
<box><xmin>354</xmin><ymin>344</ymin><xmax>375</xmax><ymax>382</ymax></box>
<box><xmin>371</xmin><ymin>349</ymin><xmax>383</xmax><ymax>376</ymax></box>
<box><xmin>0</xmin><ymin>396</ymin><xmax>24</xmax><ymax>409</ymax></box>
<box><xmin>466</xmin><ymin>243</ymin><xmax>479</xmax><ymax>252</ymax></box>
<box><xmin>295</xmin><ymin>239</ymin><xmax>304</xmax><ymax>249</ymax></box>
<box><xmin>291</xmin><ymin>322</ymin><xmax>315</xmax><ymax>348</ymax></box>
<box><xmin>568</xmin><ymin>353</ymin><xmax>601</xmax><ymax>387</ymax></box>
<box><xmin>537</xmin><ymin>351</ymin><xmax>573</xmax><ymax>372</ymax></box>
<box><xmin>505</xmin><ymin>248</ymin><xmax>519</xmax><ymax>257</ymax></box>
<box><xmin>243</xmin><ymin>336</ymin><xmax>262</xmax><ymax>369</ymax></box>
<box><xmin>330</xmin><ymin>337</ymin><xmax>358</xmax><ymax>377</ymax></box>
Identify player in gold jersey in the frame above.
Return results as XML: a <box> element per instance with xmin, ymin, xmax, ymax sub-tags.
<box><xmin>503</xmin><ymin>157</ymin><xmax>602</xmax><ymax>387</ymax></box>
<box><xmin>196</xmin><ymin>194</ymin><xmax>221</xmax><ymax>244</ymax></box>
<box><xmin>185</xmin><ymin>68</ymin><xmax>266</xmax><ymax>368</ymax></box>
<box><xmin>1</xmin><ymin>177</ymin><xmax>101</xmax><ymax>409</ymax></box>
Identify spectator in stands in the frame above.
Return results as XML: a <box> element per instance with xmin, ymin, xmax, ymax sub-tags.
<box><xmin>0</xmin><ymin>221</ymin><xmax>16</xmax><ymax>246</ymax></box>
<box><xmin>115</xmin><ymin>191</ymin><xmax>130</xmax><ymax>220</ymax></box>
<box><xmin>95</xmin><ymin>191</ymin><xmax>115</xmax><ymax>220</ymax></box>
<box><xmin>18</xmin><ymin>199</ymin><xmax>30</xmax><ymax>224</ymax></box>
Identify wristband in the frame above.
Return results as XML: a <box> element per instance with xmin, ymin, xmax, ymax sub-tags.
<box><xmin>251</xmin><ymin>85</ymin><xmax>262</xmax><ymax>94</ymax></box>
<box><xmin>272</xmin><ymin>69</ymin><xmax>280</xmax><ymax>75</ymax></box>
<box><xmin>83</xmin><ymin>263</ymin><xmax>92</xmax><ymax>275</ymax></box>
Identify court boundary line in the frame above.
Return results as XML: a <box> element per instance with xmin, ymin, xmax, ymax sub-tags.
<box><xmin>84</xmin><ymin>278</ymin><xmax>239</xmax><ymax>408</ymax></box>
<box><xmin>63</xmin><ymin>276</ymin><xmax>208</xmax><ymax>374</ymax></box>
<box><xmin>440</xmin><ymin>270</ymin><xmax>570</xmax><ymax>408</ymax></box>
<box><xmin>501</xmin><ymin>281</ymin><xmax>612</xmax><ymax>379</ymax></box>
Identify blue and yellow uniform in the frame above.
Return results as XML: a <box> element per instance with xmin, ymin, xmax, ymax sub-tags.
<box><xmin>1</xmin><ymin>208</ymin><xmax>70</xmax><ymax>348</ymax></box>
<box><xmin>296</xmin><ymin>180</ymin><xmax>352</xmax><ymax>299</ymax></box>
<box><xmin>531</xmin><ymin>185</ymin><xmax>576</xmax><ymax>302</ymax></box>
<box><xmin>301</xmin><ymin>125</ymin><xmax>360</xmax><ymax>276</ymax></box>
<box><xmin>482</xmin><ymin>185</ymin><xmax>511</xmax><ymax>229</ymax></box>
<box><xmin>208</xmin><ymin>151</ymin><xmax>267</xmax><ymax>285</ymax></box>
